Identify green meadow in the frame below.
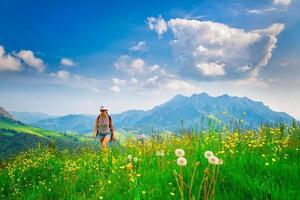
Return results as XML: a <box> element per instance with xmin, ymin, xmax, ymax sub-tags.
<box><xmin>0</xmin><ymin>123</ymin><xmax>300</xmax><ymax>200</ymax></box>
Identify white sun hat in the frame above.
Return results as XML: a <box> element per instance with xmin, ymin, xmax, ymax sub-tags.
<box><xmin>100</xmin><ymin>105</ymin><xmax>108</xmax><ymax>110</ymax></box>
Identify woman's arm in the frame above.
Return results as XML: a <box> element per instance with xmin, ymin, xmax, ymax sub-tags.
<box><xmin>109</xmin><ymin>117</ymin><xmax>115</xmax><ymax>141</ymax></box>
<box><xmin>93</xmin><ymin>117</ymin><xmax>99</xmax><ymax>138</ymax></box>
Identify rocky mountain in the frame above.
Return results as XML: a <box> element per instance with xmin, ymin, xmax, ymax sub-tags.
<box><xmin>0</xmin><ymin>107</ymin><xmax>16</xmax><ymax>121</ymax></box>
<box><xmin>114</xmin><ymin>93</ymin><xmax>294</xmax><ymax>132</ymax></box>
<box><xmin>32</xmin><ymin>93</ymin><xmax>295</xmax><ymax>133</ymax></box>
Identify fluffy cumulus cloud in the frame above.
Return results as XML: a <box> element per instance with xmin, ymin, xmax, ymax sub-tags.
<box><xmin>196</xmin><ymin>62</ymin><xmax>225</xmax><ymax>76</ymax></box>
<box><xmin>17</xmin><ymin>50</ymin><xmax>45</xmax><ymax>72</ymax></box>
<box><xmin>115</xmin><ymin>55</ymin><xmax>166</xmax><ymax>76</ymax></box>
<box><xmin>0</xmin><ymin>46</ymin><xmax>21</xmax><ymax>71</ymax></box>
<box><xmin>0</xmin><ymin>45</ymin><xmax>46</xmax><ymax>72</ymax></box>
<box><xmin>60</xmin><ymin>58</ymin><xmax>75</xmax><ymax>66</ymax></box>
<box><xmin>162</xmin><ymin>18</ymin><xmax>284</xmax><ymax>81</ymax></box>
<box><xmin>114</xmin><ymin>55</ymin><xmax>146</xmax><ymax>75</ymax></box>
<box><xmin>113</xmin><ymin>53</ymin><xmax>198</xmax><ymax>93</ymax></box>
<box><xmin>129</xmin><ymin>41</ymin><xmax>148</xmax><ymax>52</ymax></box>
<box><xmin>147</xmin><ymin>15</ymin><xmax>168</xmax><ymax>37</ymax></box>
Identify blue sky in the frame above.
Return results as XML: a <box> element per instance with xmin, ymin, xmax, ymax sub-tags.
<box><xmin>0</xmin><ymin>0</ymin><xmax>300</xmax><ymax>119</ymax></box>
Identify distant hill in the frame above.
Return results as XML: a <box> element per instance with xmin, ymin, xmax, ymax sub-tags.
<box><xmin>33</xmin><ymin>114</ymin><xmax>96</xmax><ymax>134</ymax></box>
<box><xmin>112</xmin><ymin>109</ymin><xmax>147</xmax><ymax>126</ymax></box>
<box><xmin>31</xmin><ymin>93</ymin><xmax>295</xmax><ymax>134</ymax></box>
<box><xmin>10</xmin><ymin>111</ymin><xmax>56</xmax><ymax>124</ymax></box>
<box><xmin>0</xmin><ymin>107</ymin><xmax>85</xmax><ymax>159</ymax></box>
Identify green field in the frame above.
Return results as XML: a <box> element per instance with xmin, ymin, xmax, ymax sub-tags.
<box><xmin>0</xmin><ymin>118</ymin><xmax>88</xmax><ymax>159</ymax></box>
<box><xmin>0</xmin><ymin>123</ymin><xmax>300</xmax><ymax>200</ymax></box>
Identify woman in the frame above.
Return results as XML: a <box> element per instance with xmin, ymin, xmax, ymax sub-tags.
<box><xmin>93</xmin><ymin>105</ymin><xmax>115</xmax><ymax>150</ymax></box>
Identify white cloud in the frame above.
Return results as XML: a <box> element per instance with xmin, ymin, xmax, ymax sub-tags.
<box><xmin>112</xmin><ymin>77</ymin><xmax>127</xmax><ymax>86</ymax></box>
<box><xmin>131</xmin><ymin>58</ymin><xmax>145</xmax><ymax>74</ymax></box>
<box><xmin>247</xmin><ymin>8</ymin><xmax>278</xmax><ymax>14</ymax></box>
<box><xmin>129</xmin><ymin>41</ymin><xmax>148</xmax><ymax>52</ymax></box>
<box><xmin>273</xmin><ymin>0</ymin><xmax>291</xmax><ymax>6</ymax></box>
<box><xmin>114</xmin><ymin>55</ymin><xmax>146</xmax><ymax>75</ymax></box>
<box><xmin>144</xmin><ymin>75</ymin><xmax>159</xmax><ymax>87</ymax></box>
<box><xmin>255</xmin><ymin>24</ymin><xmax>284</xmax><ymax>68</ymax></box>
<box><xmin>147</xmin><ymin>15</ymin><xmax>168</xmax><ymax>37</ymax></box>
<box><xmin>115</xmin><ymin>55</ymin><xmax>167</xmax><ymax>77</ymax></box>
<box><xmin>51</xmin><ymin>70</ymin><xmax>70</xmax><ymax>79</ymax></box>
<box><xmin>165</xmin><ymin>18</ymin><xmax>284</xmax><ymax>81</ymax></box>
<box><xmin>61</xmin><ymin>58</ymin><xmax>75</xmax><ymax>66</ymax></box>
<box><xmin>110</xmin><ymin>85</ymin><xmax>120</xmax><ymax>92</ymax></box>
<box><xmin>140</xmin><ymin>67</ymin><xmax>198</xmax><ymax>92</ymax></box>
<box><xmin>17</xmin><ymin>50</ymin><xmax>45</xmax><ymax>72</ymax></box>
<box><xmin>196</xmin><ymin>62</ymin><xmax>225</xmax><ymax>76</ymax></box>
<box><xmin>0</xmin><ymin>46</ymin><xmax>21</xmax><ymax>71</ymax></box>
<box><xmin>247</xmin><ymin>0</ymin><xmax>291</xmax><ymax>14</ymax></box>
<box><xmin>239</xmin><ymin>64</ymin><xmax>252</xmax><ymax>72</ymax></box>
<box><xmin>149</xmin><ymin>64</ymin><xmax>160</xmax><ymax>72</ymax></box>
<box><xmin>114</xmin><ymin>52</ymin><xmax>199</xmax><ymax>94</ymax></box>
<box><xmin>280</xmin><ymin>61</ymin><xmax>289</xmax><ymax>67</ymax></box>
<box><xmin>164</xmin><ymin>78</ymin><xmax>197</xmax><ymax>91</ymax></box>
<box><xmin>114</xmin><ymin>55</ymin><xmax>129</xmax><ymax>69</ymax></box>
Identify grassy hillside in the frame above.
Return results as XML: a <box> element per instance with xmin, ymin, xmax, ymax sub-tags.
<box><xmin>0</xmin><ymin>117</ymin><xmax>88</xmax><ymax>159</ymax></box>
<box><xmin>0</xmin><ymin>123</ymin><xmax>299</xmax><ymax>199</ymax></box>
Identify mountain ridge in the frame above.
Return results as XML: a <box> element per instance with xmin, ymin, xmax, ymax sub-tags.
<box><xmin>27</xmin><ymin>92</ymin><xmax>295</xmax><ymax>133</ymax></box>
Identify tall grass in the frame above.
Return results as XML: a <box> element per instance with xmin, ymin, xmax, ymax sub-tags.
<box><xmin>0</xmin><ymin>123</ymin><xmax>299</xmax><ymax>199</ymax></box>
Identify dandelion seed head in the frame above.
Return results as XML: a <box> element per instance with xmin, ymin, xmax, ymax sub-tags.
<box><xmin>208</xmin><ymin>155</ymin><xmax>219</xmax><ymax>165</ymax></box>
<box><xmin>175</xmin><ymin>149</ymin><xmax>185</xmax><ymax>157</ymax></box>
<box><xmin>177</xmin><ymin>157</ymin><xmax>187</xmax><ymax>166</ymax></box>
<box><xmin>204</xmin><ymin>151</ymin><xmax>214</xmax><ymax>159</ymax></box>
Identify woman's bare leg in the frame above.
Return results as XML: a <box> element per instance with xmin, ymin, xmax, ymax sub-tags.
<box><xmin>99</xmin><ymin>138</ymin><xmax>104</xmax><ymax>150</ymax></box>
<box><xmin>101</xmin><ymin>136</ymin><xmax>110</xmax><ymax>151</ymax></box>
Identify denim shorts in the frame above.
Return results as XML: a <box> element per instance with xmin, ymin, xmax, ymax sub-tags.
<box><xmin>96</xmin><ymin>132</ymin><xmax>111</xmax><ymax>140</ymax></box>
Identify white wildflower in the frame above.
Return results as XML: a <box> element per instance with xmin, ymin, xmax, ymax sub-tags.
<box><xmin>127</xmin><ymin>155</ymin><xmax>132</xmax><ymax>160</ymax></box>
<box><xmin>204</xmin><ymin>151</ymin><xmax>214</xmax><ymax>159</ymax></box>
<box><xmin>208</xmin><ymin>156</ymin><xmax>219</xmax><ymax>165</ymax></box>
<box><xmin>177</xmin><ymin>157</ymin><xmax>187</xmax><ymax>166</ymax></box>
<box><xmin>175</xmin><ymin>149</ymin><xmax>185</xmax><ymax>157</ymax></box>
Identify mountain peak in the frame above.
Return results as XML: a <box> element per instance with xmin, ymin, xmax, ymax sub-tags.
<box><xmin>190</xmin><ymin>92</ymin><xmax>212</xmax><ymax>100</ymax></box>
<box><xmin>170</xmin><ymin>94</ymin><xmax>188</xmax><ymax>102</ymax></box>
<box><xmin>173</xmin><ymin>94</ymin><xmax>187</xmax><ymax>98</ymax></box>
<box><xmin>191</xmin><ymin>92</ymin><xmax>210</xmax><ymax>97</ymax></box>
<box><xmin>218</xmin><ymin>94</ymin><xmax>230</xmax><ymax>98</ymax></box>
<box><xmin>0</xmin><ymin>106</ymin><xmax>15</xmax><ymax>120</ymax></box>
